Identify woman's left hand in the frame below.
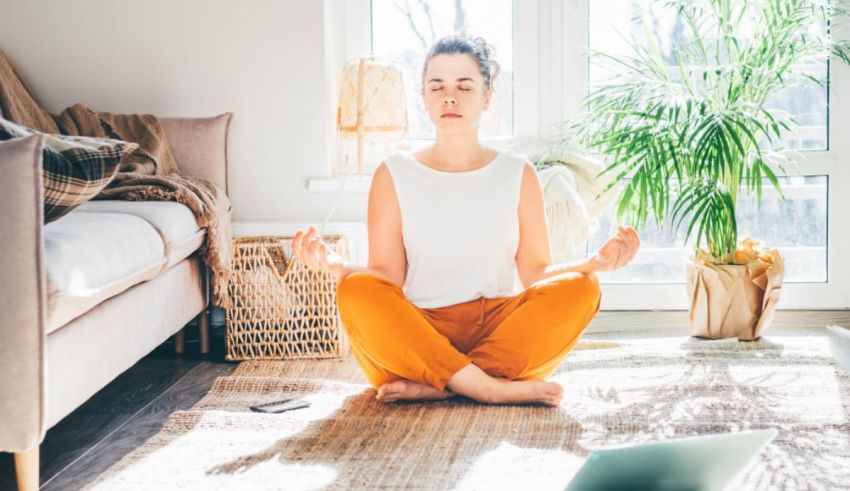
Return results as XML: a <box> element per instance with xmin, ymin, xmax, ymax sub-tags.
<box><xmin>589</xmin><ymin>225</ymin><xmax>641</xmax><ymax>272</ymax></box>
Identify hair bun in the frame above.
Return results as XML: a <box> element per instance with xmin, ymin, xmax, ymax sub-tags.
<box><xmin>471</xmin><ymin>37</ymin><xmax>500</xmax><ymax>80</ymax></box>
<box><xmin>472</xmin><ymin>37</ymin><xmax>494</xmax><ymax>58</ymax></box>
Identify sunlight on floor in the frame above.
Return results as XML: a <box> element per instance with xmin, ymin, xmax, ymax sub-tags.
<box><xmin>85</xmin><ymin>381</ymin><xmax>369</xmax><ymax>490</ymax></box>
<box><xmin>454</xmin><ymin>441</ymin><xmax>584</xmax><ymax>491</ymax></box>
<box><xmin>86</xmin><ymin>409</ymin><xmax>342</xmax><ymax>490</ymax></box>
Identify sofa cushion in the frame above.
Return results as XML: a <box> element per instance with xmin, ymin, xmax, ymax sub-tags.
<box><xmin>0</xmin><ymin>118</ymin><xmax>137</xmax><ymax>223</ymax></box>
<box><xmin>45</xmin><ymin>212</ymin><xmax>165</xmax><ymax>333</ymax></box>
<box><xmin>74</xmin><ymin>200</ymin><xmax>205</xmax><ymax>269</ymax></box>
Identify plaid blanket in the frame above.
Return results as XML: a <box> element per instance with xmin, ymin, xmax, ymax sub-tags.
<box><xmin>0</xmin><ymin>117</ymin><xmax>137</xmax><ymax>222</ymax></box>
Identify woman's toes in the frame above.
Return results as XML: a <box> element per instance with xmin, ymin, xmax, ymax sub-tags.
<box><xmin>543</xmin><ymin>382</ymin><xmax>563</xmax><ymax>406</ymax></box>
<box><xmin>376</xmin><ymin>380</ymin><xmax>406</xmax><ymax>402</ymax></box>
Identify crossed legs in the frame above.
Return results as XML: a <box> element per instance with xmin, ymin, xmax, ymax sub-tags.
<box><xmin>336</xmin><ymin>271</ymin><xmax>601</xmax><ymax>406</ymax></box>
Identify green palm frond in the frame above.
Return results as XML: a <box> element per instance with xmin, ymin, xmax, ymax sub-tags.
<box><xmin>568</xmin><ymin>0</ymin><xmax>850</xmax><ymax>262</ymax></box>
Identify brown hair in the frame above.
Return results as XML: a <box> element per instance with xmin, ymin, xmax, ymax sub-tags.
<box><xmin>421</xmin><ymin>35</ymin><xmax>501</xmax><ymax>91</ymax></box>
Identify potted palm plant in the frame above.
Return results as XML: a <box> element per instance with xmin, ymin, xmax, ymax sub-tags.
<box><xmin>566</xmin><ymin>0</ymin><xmax>850</xmax><ymax>339</ymax></box>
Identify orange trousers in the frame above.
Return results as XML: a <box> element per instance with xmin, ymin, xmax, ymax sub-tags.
<box><xmin>335</xmin><ymin>271</ymin><xmax>601</xmax><ymax>392</ymax></box>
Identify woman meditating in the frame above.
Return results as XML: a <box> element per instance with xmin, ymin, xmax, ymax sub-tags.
<box><xmin>292</xmin><ymin>35</ymin><xmax>640</xmax><ymax>407</ymax></box>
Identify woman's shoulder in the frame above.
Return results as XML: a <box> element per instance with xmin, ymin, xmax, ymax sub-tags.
<box><xmin>494</xmin><ymin>147</ymin><xmax>533</xmax><ymax>171</ymax></box>
<box><xmin>379</xmin><ymin>150</ymin><xmax>412</xmax><ymax>169</ymax></box>
<box><xmin>380</xmin><ymin>150</ymin><xmax>405</xmax><ymax>161</ymax></box>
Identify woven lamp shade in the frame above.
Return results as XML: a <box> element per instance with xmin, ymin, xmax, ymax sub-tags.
<box><xmin>336</xmin><ymin>55</ymin><xmax>409</xmax><ymax>175</ymax></box>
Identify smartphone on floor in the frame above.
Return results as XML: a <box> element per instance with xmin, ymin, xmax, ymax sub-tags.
<box><xmin>249</xmin><ymin>397</ymin><xmax>311</xmax><ymax>413</ymax></box>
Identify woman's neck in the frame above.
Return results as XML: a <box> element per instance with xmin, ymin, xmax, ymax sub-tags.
<box><xmin>420</xmin><ymin>132</ymin><xmax>495</xmax><ymax>172</ymax></box>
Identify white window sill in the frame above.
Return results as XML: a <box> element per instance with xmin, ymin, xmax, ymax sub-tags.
<box><xmin>307</xmin><ymin>177</ymin><xmax>372</xmax><ymax>193</ymax></box>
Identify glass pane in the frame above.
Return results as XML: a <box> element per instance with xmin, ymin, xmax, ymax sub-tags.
<box><xmin>588</xmin><ymin>0</ymin><xmax>828</xmax><ymax>150</ymax></box>
<box><xmin>370</xmin><ymin>0</ymin><xmax>514</xmax><ymax>140</ymax></box>
<box><xmin>588</xmin><ymin>176</ymin><xmax>828</xmax><ymax>284</ymax></box>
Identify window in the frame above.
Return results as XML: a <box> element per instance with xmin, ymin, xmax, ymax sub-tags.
<box><xmin>370</xmin><ymin>0</ymin><xmax>515</xmax><ymax>141</ymax></box>
<box><xmin>586</xmin><ymin>0</ymin><xmax>831</xmax><ymax>287</ymax></box>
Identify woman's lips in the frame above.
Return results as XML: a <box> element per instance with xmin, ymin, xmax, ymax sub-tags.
<box><xmin>441</xmin><ymin>114</ymin><xmax>462</xmax><ymax>118</ymax></box>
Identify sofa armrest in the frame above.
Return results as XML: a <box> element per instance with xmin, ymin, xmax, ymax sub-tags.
<box><xmin>0</xmin><ymin>135</ymin><xmax>48</xmax><ymax>452</ymax></box>
<box><xmin>160</xmin><ymin>113</ymin><xmax>232</xmax><ymax>194</ymax></box>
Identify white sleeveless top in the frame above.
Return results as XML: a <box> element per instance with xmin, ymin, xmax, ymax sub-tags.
<box><xmin>382</xmin><ymin>149</ymin><xmax>529</xmax><ymax>308</ymax></box>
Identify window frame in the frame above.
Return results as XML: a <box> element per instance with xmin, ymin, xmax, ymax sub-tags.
<box><xmin>341</xmin><ymin>0</ymin><xmax>850</xmax><ymax>309</ymax></box>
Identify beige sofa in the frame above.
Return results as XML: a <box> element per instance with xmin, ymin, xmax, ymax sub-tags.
<box><xmin>0</xmin><ymin>114</ymin><xmax>231</xmax><ymax>490</ymax></box>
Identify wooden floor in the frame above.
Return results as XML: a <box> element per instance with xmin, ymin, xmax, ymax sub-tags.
<box><xmin>0</xmin><ymin>320</ymin><xmax>845</xmax><ymax>490</ymax></box>
<box><xmin>0</xmin><ymin>324</ymin><xmax>237</xmax><ymax>491</ymax></box>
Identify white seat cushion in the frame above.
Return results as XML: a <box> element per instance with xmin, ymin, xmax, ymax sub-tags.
<box><xmin>45</xmin><ymin>212</ymin><xmax>166</xmax><ymax>333</ymax></box>
<box><xmin>74</xmin><ymin>200</ymin><xmax>205</xmax><ymax>268</ymax></box>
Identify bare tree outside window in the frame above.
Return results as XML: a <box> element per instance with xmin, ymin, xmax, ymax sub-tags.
<box><xmin>590</xmin><ymin>0</ymin><xmax>828</xmax><ymax>151</ymax></box>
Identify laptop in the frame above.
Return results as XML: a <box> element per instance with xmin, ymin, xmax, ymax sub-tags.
<box><xmin>564</xmin><ymin>428</ymin><xmax>778</xmax><ymax>491</ymax></box>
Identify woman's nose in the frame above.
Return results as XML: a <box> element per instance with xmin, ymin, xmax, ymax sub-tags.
<box><xmin>442</xmin><ymin>95</ymin><xmax>457</xmax><ymax>105</ymax></box>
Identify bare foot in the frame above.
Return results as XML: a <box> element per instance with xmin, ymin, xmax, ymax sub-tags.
<box><xmin>484</xmin><ymin>379</ymin><xmax>564</xmax><ymax>407</ymax></box>
<box><xmin>446</xmin><ymin>363</ymin><xmax>564</xmax><ymax>407</ymax></box>
<box><xmin>375</xmin><ymin>379</ymin><xmax>455</xmax><ymax>403</ymax></box>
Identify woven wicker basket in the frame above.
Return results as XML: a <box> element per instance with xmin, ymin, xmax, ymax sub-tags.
<box><xmin>225</xmin><ymin>235</ymin><xmax>351</xmax><ymax>361</ymax></box>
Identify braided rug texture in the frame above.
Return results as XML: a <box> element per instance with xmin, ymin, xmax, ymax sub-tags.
<box><xmin>86</xmin><ymin>336</ymin><xmax>850</xmax><ymax>490</ymax></box>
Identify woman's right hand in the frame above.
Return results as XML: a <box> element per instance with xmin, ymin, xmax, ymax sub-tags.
<box><xmin>291</xmin><ymin>225</ymin><xmax>348</xmax><ymax>281</ymax></box>
<box><xmin>589</xmin><ymin>225</ymin><xmax>640</xmax><ymax>272</ymax></box>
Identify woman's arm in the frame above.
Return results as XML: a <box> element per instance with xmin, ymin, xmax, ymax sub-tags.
<box><xmin>291</xmin><ymin>226</ymin><xmax>394</xmax><ymax>287</ymax></box>
<box><xmin>529</xmin><ymin>228</ymin><xmax>639</xmax><ymax>282</ymax></box>
<box><xmin>515</xmin><ymin>162</ymin><xmax>640</xmax><ymax>288</ymax></box>
<box><xmin>514</xmin><ymin>163</ymin><xmax>556</xmax><ymax>288</ymax></box>
<box><xmin>292</xmin><ymin>162</ymin><xmax>407</xmax><ymax>288</ymax></box>
<box><xmin>360</xmin><ymin>162</ymin><xmax>407</xmax><ymax>286</ymax></box>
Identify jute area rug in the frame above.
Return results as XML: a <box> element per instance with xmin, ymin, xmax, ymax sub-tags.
<box><xmin>86</xmin><ymin>335</ymin><xmax>850</xmax><ymax>490</ymax></box>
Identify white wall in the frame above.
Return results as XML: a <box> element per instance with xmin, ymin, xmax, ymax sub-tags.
<box><xmin>0</xmin><ymin>0</ymin><xmax>363</xmax><ymax>223</ymax></box>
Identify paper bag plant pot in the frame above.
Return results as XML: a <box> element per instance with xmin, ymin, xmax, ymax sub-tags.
<box><xmin>686</xmin><ymin>243</ymin><xmax>784</xmax><ymax>341</ymax></box>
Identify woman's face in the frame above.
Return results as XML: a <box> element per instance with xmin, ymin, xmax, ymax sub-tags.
<box><xmin>421</xmin><ymin>53</ymin><xmax>492</xmax><ymax>134</ymax></box>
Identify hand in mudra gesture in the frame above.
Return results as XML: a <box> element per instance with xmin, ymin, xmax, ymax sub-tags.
<box><xmin>291</xmin><ymin>226</ymin><xmax>347</xmax><ymax>280</ymax></box>
<box><xmin>589</xmin><ymin>225</ymin><xmax>641</xmax><ymax>272</ymax></box>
